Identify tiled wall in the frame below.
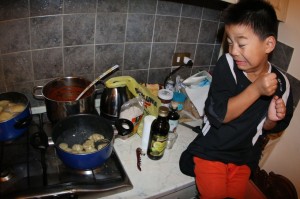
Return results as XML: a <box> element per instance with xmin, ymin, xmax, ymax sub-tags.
<box><xmin>0</xmin><ymin>0</ymin><xmax>299</xmax><ymax>109</ymax></box>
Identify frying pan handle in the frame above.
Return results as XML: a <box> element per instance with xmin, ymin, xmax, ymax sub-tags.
<box><xmin>115</xmin><ymin>118</ymin><xmax>134</xmax><ymax>137</ymax></box>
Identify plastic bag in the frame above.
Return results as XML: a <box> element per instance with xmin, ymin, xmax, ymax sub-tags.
<box><xmin>105</xmin><ymin>76</ymin><xmax>161</xmax><ymax>116</ymax></box>
<box><xmin>119</xmin><ymin>96</ymin><xmax>144</xmax><ymax>136</ymax></box>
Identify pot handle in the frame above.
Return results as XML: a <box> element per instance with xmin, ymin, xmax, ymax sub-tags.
<box><xmin>32</xmin><ymin>86</ymin><xmax>44</xmax><ymax>100</ymax></box>
<box><xmin>14</xmin><ymin>115</ymin><xmax>32</xmax><ymax>129</ymax></box>
<box><xmin>115</xmin><ymin>118</ymin><xmax>134</xmax><ymax>138</ymax></box>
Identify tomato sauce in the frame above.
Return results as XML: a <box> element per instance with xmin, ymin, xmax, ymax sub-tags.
<box><xmin>47</xmin><ymin>86</ymin><xmax>93</xmax><ymax>101</ymax></box>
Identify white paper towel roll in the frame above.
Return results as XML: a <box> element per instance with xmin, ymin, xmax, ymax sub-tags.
<box><xmin>141</xmin><ymin>115</ymin><xmax>156</xmax><ymax>153</ymax></box>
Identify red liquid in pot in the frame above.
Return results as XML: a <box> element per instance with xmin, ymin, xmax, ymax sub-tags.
<box><xmin>47</xmin><ymin>86</ymin><xmax>92</xmax><ymax>101</ymax></box>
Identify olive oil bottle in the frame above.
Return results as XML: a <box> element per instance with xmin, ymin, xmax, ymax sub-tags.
<box><xmin>147</xmin><ymin>106</ymin><xmax>170</xmax><ymax>160</ymax></box>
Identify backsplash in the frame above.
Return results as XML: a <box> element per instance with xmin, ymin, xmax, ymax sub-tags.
<box><xmin>0</xmin><ymin>0</ymin><xmax>299</xmax><ymax>109</ymax></box>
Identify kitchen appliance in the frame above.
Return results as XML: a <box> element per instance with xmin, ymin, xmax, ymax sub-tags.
<box><xmin>32</xmin><ymin>77</ymin><xmax>97</xmax><ymax>123</ymax></box>
<box><xmin>0</xmin><ymin>112</ymin><xmax>133</xmax><ymax>198</ymax></box>
<box><xmin>0</xmin><ymin>92</ymin><xmax>32</xmax><ymax>141</ymax></box>
<box><xmin>100</xmin><ymin>84</ymin><xmax>133</xmax><ymax>121</ymax></box>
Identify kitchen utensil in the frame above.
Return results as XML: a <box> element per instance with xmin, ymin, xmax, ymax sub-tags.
<box><xmin>180</xmin><ymin>122</ymin><xmax>202</xmax><ymax>134</ymax></box>
<box><xmin>32</xmin><ymin>77</ymin><xmax>97</xmax><ymax>123</ymax></box>
<box><xmin>0</xmin><ymin>92</ymin><xmax>32</xmax><ymax>141</ymax></box>
<box><xmin>51</xmin><ymin>114</ymin><xmax>133</xmax><ymax>170</ymax></box>
<box><xmin>136</xmin><ymin>147</ymin><xmax>143</xmax><ymax>171</ymax></box>
<box><xmin>76</xmin><ymin>65</ymin><xmax>119</xmax><ymax>101</ymax></box>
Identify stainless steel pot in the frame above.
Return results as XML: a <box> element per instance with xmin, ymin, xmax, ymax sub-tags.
<box><xmin>33</xmin><ymin>77</ymin><xmax>96</xmax><ymax>123</ymax></box>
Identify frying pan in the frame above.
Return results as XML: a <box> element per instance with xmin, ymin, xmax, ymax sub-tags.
<box><xmin>52</xmin><ymin>114</ymin><xmax>123</xmax><ymax>170</ymax></box>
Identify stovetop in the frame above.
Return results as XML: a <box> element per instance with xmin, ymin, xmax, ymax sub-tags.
<box><xmin>0</xmin><ymin>113</ymin><xmax>133</xmax><ymax>198</ymax></box>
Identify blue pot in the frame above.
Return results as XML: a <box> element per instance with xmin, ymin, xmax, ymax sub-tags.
<box><xmin>51</xmin><ymin>114</ymin><xmax>114</xmax><ymax>170</ymax></box>
<box><xmin>0</xmin><ymin>92</ymin><xmax>32</xmax><ymax>142</ymax></box>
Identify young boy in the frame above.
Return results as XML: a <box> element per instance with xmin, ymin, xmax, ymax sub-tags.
<box><xmin>180</xmin><ymin>0</ymin><xmax>294</xmax><ymax>198</ymax></box>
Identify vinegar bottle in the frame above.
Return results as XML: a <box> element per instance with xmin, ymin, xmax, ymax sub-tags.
<box><xmin>147</xmin><ymin>106</ymin><xmax>170</xmax><ymax>160</ymax></box>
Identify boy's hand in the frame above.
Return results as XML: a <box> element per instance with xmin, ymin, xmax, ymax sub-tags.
<box><xmin>267</xmin><ymin>96</ymin><xmax>286</xmax><ymax>121</ymax></box>
<box><xmin>254</xmin><ymin>73</ymin><xmax>277</xmax><ymax>96</ymax></box>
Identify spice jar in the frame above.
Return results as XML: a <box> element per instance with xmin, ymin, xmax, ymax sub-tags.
<box><xmin>158</xmin><ymin>89</ymin><xmax>173</xmax><ymax>108</ymax></box>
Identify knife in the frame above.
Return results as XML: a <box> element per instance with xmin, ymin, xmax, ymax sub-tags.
<box><xmin>180</xmin><ymin>122</ymin><xmax>202</xmax><ymax>134</ymax></box>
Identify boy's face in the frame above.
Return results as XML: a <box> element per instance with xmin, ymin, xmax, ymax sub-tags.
<box><xmin>225</xmin><ymin>24</ymin><xmax>275</xmax><ymax>74</ymax></box>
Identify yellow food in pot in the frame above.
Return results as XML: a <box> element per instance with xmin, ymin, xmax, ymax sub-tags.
<box><xmin>0</xmin><ymin>100</ymin><xmax>9</xmax><ymax>107</ymax></box>
<box><xmin>0</xmin><ymin>111</ymin><xmax>14</xmax><ymax>122</ymax></box>
<box><xmin>9</xmin><ymin>103</ymin><xmax>25</xmax><ymax>113</ymax></box>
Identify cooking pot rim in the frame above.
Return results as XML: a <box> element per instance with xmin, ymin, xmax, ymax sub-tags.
<box><xmin>42</xmin><ymin>76</ymin><xmax>96</xmax><ymax>102</ymax></box>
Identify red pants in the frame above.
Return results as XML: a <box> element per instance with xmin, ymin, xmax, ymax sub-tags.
<box><xmin>194</xmin><ymin>157</ymin><xmax>251</xmax><ymax>199</ymax></box>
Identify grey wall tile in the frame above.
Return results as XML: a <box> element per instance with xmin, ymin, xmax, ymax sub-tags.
<box><xmin>31</xmin><ymin>16</ymin><xmax>62</xmax><ymax>49</ymax></box>
<box><xmin>157</xmin><ymin>1</ymin><xmax>181</xmax><ymax>16</ymax></box>
<box><xmin>123</xmin><ymin>69</ymin><xmax>148</xmax><ymax>83</ymax></box>
<box><xmin>211</xmin><ymin>44</ymin><xmax>221</xmax><ymax>65</ymax></box>
<box><xmin>63</xmin><ymin>14</ymin><xmax>95</xmax><ymax>46</ymax></box>
<box><xmin>124</xmin><ymin>43</ymin><xmax>151</xmax><ymax>70</ymax></box>
<box><xmin>0</xmin><ymin>0</ymin><xmax>29</xmax><ymax>21</ymax></box>
<box><xmin>177</xmin><ymin>18</ymin><xmax>200</xmax><ymax>43</ymax></box>
<box><xmin>198</xmin><ymin>20</ymin><xmax>219</xmax><ymax>43</ymax></box>
<box><xmin>269</xmin><ymin>41</ymin><xmax>294</xmax><ymax>72</ymax></box>
<box><xmin>96</xmin><ymin>13</ymin><xmax>126</xmax><ymax>44</ymax></box>
<box><xmin>2</xmin><ymin>52</ymin><xmax>33</xmax><ymax>83</ymax></box>
<box><xmin>194</xmin><ymin>44</ymin><xmax>214</xmax><ymax>66</ymax></box>
<box><xmin>154</xmin><ymin>16</ymin><xmax>179</xmax><ymax>42</ymax></box>
<box><xmin>150</xmin><ymin>43</ymin><xmax>175</xmax><ymax>68</ymax></box>
<box><xmin>129</xmin><ymin>0</ymin><xmax>157</xmax><ymax>14</ymax></box>
<box><xmin>32</xmin><ymin>48</ymin><xmax>63</xmax><ymax>80</ymax></box>
<box><xmin>95</xmin><ymin>44</ymin><xmax>124</xmax><ymax>73</ymax></box>
<box><xmin>181</xmin><ymin>4</ymin><xmax>203</xmax><ymax>19</ymax></box>
<box><xmin>64</xmin><ymin>0</ymin><xmax>97</xmax><ymax>13</ymax></box>
<box><xmin>0</xmin><ymin>19</ymin><xmax>30</xmax><ymax>54</ymax></box>
<box><xmin>148</xmin><ymin>68</ymin><xmax>170</xmax><ymax>84</ymax></box>
<box><xmin>30</xmin><ymin>0</ymin><xmax>63</xmax><ymax>16</ymax></box>
<box><xmin>202</xmin><ymin>7</ymin><xmax>221</xmax><ymax>21</ymax></box>
<box><xmin>286</xmin><ymin>73</ymin><xmax>300</xmax><ymax>109</ymax></box>
<box><xmin>64</xmin><ymin>46</ymin><xmax>94</xmax><ymax>76</ymax></box>
<box><xmin>6</xmin><ymin>81</ymin><xmax>38</xmax><ymax>106</ymax></box>
<box><xmin>175</xmin><ymin>43</ymin><xmax>196</xmax><ymax>60</ymax></box>
<box><xmin>97</xmin><ymin>0</ymin><xmax>128</xmax><ymax>13</ymax></box>
<box><xmin>126</xmin><ymin>14</ymin><xmax>155</xmax><ymax>42</ymax></box>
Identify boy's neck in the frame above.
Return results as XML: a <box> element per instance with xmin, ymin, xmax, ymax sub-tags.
<box><xmin>244</xmin><ymin>62</ymin><xmax>271</xmax><ymax>81</ymax></box>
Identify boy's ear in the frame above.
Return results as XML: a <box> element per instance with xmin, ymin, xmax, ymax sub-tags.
<box><xmin>265</xmin><ymin>36</ymin><xmax>276</xmax><ymax>53</ymax></box>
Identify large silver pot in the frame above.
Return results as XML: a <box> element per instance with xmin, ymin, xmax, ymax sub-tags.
<box><xmin>33</xmin><ymin>77</ymin><xmax>96</xmax><ymax>123</ymax></box>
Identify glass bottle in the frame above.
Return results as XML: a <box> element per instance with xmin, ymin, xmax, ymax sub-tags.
<box><xmin>168</xmin><ymin>101</ymin><xmax>180</xmax><ymax>134</ymax></box>
<box><xmin>147</xmin><ymin>106</ymin><xmax>170</xmax><ymax>160</ymax></box>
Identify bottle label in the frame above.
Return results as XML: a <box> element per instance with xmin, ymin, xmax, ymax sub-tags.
<box><xmin>149</xmin><ymin>134</ymin><xmax>167</xmax><ymax>157</ymax></box>
<box><xmin>169</xmin><ymin>120</ymin><xmax>179</xmax><ymax>133</ymax></box>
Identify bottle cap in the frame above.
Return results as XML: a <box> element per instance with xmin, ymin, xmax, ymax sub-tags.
<box><xmin>158</xmin><ymin>89</ymin><xmax>173</xmax><ymax>101</ymax></box>
<box><xmin>158</xmin><ymin>106</ymin><xmax>169</xmax><ymax>117</ymax></box>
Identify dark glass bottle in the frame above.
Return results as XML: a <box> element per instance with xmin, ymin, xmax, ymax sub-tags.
<box><xmin>168</xmin><ymin>101</ymin><xmax>180</xmax><ymax>134</ymax></box>
<box><xmin>147</xmin><ymin>106</ymin><xmax>170</xmax><ymax>160</ymax></box>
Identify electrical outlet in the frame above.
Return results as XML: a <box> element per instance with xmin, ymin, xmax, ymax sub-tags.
<box><xmin>172</xmin><ymin>53</ymin><xmax>191</xmax><ymax>66</ymax></box>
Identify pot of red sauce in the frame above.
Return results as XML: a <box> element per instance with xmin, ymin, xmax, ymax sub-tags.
<box><xmin>33</xmin><ymin>77</ymin><xmax>97</xmax><ymax>123</ymax></box>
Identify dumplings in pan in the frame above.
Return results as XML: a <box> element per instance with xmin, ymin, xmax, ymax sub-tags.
<box><xmin>59</xmin><ymin>133</ymin><xmax>107</xmax><ymax>154</ymax></box>
<box><xmin>82</xmin><ymin>140</ymin><xmax>95</xmax><ymax>151</ymax></box>
<box><xmin>0</xmin><ymin>100</ymin><xmax>26</xmax><ymax>122</ymax></box>
<box><xmin>0</xmin><ymin>100</ymin><xmax>9</xmax><ymax>107</ymax></box>
<box><xmin>9</xmin><ymin>103</ymin><xmax>25</xmax><ymax>113</ymax></box>
<box><xmin>0</xmin><ymin>111</ymin><xmax>14</xmax><ymax>122</ymax></box>
<box><xmin>72</xmin><ymin>144</ymin><xmax>83</xmax><ymax>152</ymax></box>
<box><xmin>89</xmin><ymin>133</ymin><xmax>104</xmax><ymax>142</ymax></box>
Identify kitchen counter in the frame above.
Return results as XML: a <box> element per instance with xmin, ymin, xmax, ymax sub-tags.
<box><xmin>84</xmin><ymin>124</ymin><xmax>198</xmax><ymax>199</ymax></box>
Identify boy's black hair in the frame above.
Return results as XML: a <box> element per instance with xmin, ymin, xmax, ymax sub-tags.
<box><xmin>222</xmin><ymin>0</ymin><xmax>278</xmax><ymax>40</ymax></box>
